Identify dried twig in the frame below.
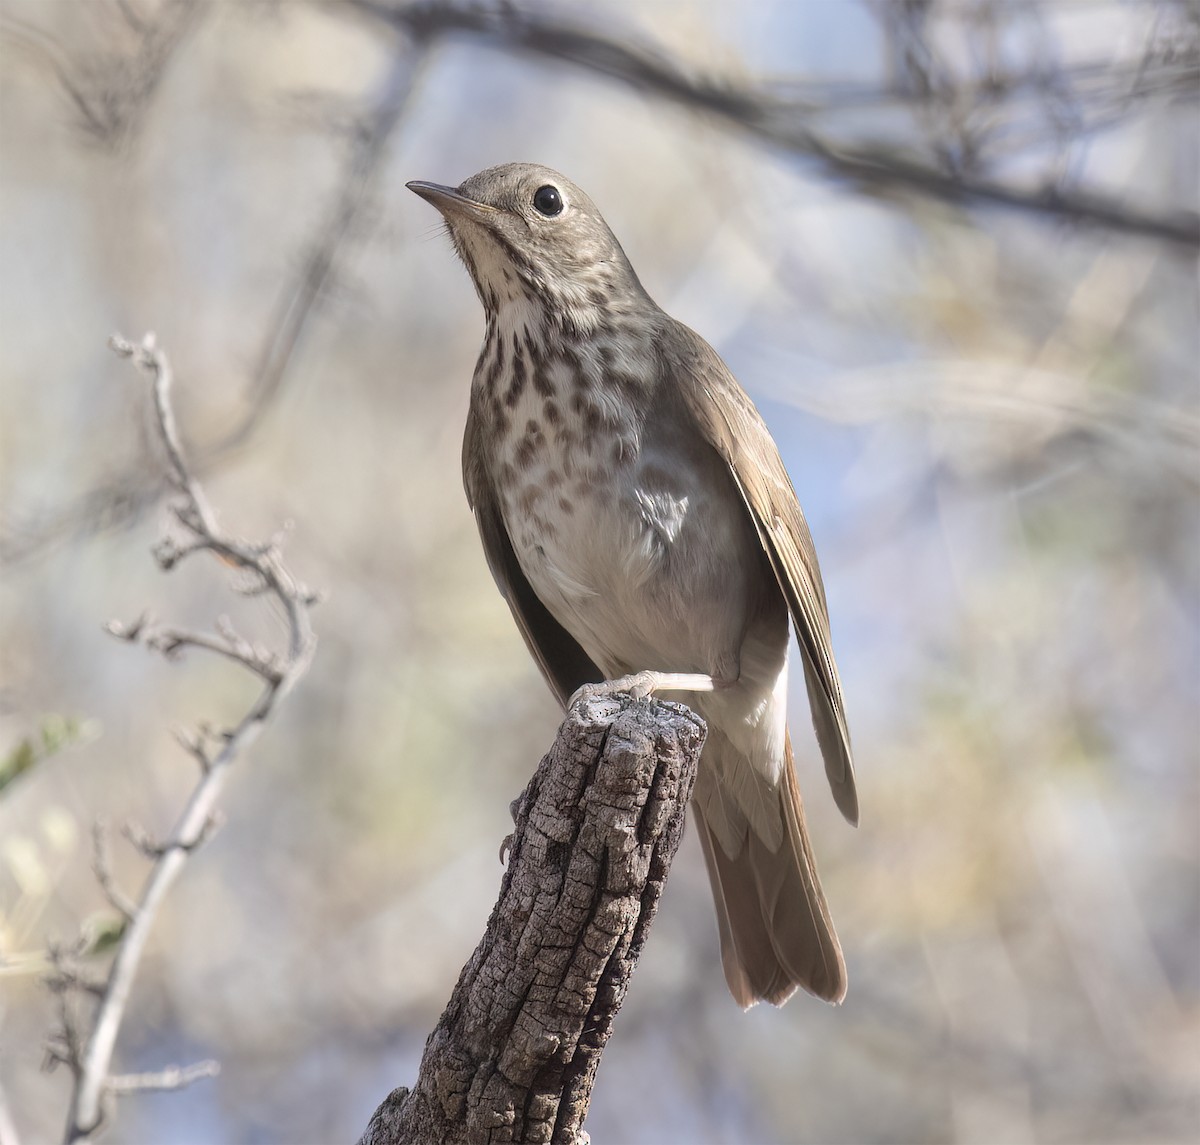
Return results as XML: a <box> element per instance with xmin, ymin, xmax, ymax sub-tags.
<box><xmin>0</xmin><ymin>0</ymin><xmax>204</xmax><ymax>151</ymax></box>
<box><xmin>90</xmin><ymin>824</ymin><xmax>136</xmax><ymax>923</ymax></box>
<box><xmin>48</xmin><ymin>332</ymin><xmax>318</xmax><ymax>1145</ymax></box>
<box><xmin>104</xmin><ymin>1061</ymin><xmax>220</xmax><ymax>1096</ymax></box>
<box><xmin>351</xmin><ymin>0</ymin><xmax>1199</xmax><ymax>248</ymax></box>
<box><xmin>1</xmin><ymin>33</ymin><xmax>426</xmax><ymax>565</ymax></box>
<box><xmin>5</xmin><ymin>1</ymin><xmax>1193</xmax><ymax>568</ymax></box>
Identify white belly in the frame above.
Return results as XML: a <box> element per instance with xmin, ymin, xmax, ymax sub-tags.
<box><xmin>491</xmin><ymin>375</ymin><xmax>792</xmax><ymax>792</ymax></box>
<box><xmin>495</xmin><ymin>385</ymin><xmax>758</xmax><ymax>683</ymax></box>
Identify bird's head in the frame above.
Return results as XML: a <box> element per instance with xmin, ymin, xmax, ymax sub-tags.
<box><xmin>407</xmin><ymin>162</ymin><xmax>646</xmax><ymax>330</ymax></box>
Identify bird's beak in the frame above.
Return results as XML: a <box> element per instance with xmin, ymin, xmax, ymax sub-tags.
<box><xmin>406</xmin><ymin>180</ymin><xmax>499</xmax><ymax>219</ymax></box>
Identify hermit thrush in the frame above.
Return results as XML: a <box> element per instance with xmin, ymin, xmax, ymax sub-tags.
<box><xmin>409</xmin><ymin>163</ymin><xmax>858</xmax><ymax>1007</ymax></box>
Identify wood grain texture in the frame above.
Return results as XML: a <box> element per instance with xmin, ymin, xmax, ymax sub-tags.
<box><xmin>358</xmin><ymin>695</ymin><xmax>705</xmax><ymax>1145</ymax></box>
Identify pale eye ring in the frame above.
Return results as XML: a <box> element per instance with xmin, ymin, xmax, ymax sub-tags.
<box><xmin>533</xmin><ymin>185</ymin><xmax>564</xmax><ymax>217</ymax></box>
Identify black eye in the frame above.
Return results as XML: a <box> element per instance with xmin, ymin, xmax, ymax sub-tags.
<box><xmin>533</xmin><ymin>185</ymin><xmax>563</xmax><ymax>217</ymax></box>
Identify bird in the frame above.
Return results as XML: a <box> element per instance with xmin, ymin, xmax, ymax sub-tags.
<box><xmin>408</xmin><ymin>162</ymin><xmax>857</xmax><ymax>1007</ymax></box>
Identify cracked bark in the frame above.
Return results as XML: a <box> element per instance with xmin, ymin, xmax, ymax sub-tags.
<box><xmin>358</xmin><ymin>695</ymin><xmax>706</xmax><ymax>1145</ymax></box>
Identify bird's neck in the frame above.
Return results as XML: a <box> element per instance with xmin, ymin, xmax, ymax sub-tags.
<box><xmin>470</xmin><ymin>284</ymin><xmax>659</xmax><ymax>464</ymax></box>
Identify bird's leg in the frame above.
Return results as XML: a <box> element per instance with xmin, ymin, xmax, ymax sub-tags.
<box><xmin>568</xmin><ymin>670</ymin><xmax>727</xmax><ymax>710</ymax></box>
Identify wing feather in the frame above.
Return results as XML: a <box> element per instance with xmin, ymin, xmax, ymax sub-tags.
<box><xmin>664</xmin><ymin>320</ymin><xmax>859</xmax><ymax>825</ymax></box>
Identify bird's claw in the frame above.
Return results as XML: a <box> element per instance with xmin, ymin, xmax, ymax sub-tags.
<box><xmin>568</xmin><ymin>671</ymin><xmax>660</xmax><ymax>710</ymax></box>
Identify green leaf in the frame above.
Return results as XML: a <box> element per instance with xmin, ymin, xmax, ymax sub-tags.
<box><xmin>0</xmin><ymin>739</ymin><xmax>38</xmax><ymax>794</ymax></box>
<box><xmin>0</xmin><ymin>714</ymin><xmax>100</xmax><ymax>796</ymax></box>
<box><xmin>78</xmin><ymin>911</ymin><xmax>129</xmax><ymax>959</ymax></box>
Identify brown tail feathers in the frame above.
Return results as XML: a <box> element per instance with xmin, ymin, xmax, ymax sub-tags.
<box><xmin>694</xmin><ymin>730</ymin><xmax>847</xmax><ymax>1007</ymax></box>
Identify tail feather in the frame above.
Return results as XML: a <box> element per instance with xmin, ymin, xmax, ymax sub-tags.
<box><xmin>695</xmin><ymin>730</ymin><xmax>847</xmax><ymax>1007</ymax></box>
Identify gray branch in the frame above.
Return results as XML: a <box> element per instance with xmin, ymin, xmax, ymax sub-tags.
<box><xmin>50</xmin><ymin>333</ymin><xmax>319</xmax><ymax>1145</ymax></box>
<box><xmin>352</xmin><ymin>0</ymin><xmax>1199</xmax><ymax>249</ymax></box>
<box><xmin>358</xmin><ymin>695</ymin><xmax>706</xmax><ymax>1145</ymax></box>
<box><xmin>104</xmin><ymin>1061</ymin><xmax>220</xmax><ymax>1096</ymax></box>
<box><xmin>6</xmin><ymin>0</ymin><xmax>1193</xmax><ymax>568</ymax></box>
<box><xmin>1</xmin><ymin>32</ymin><xmax>425</xmax><ymax>566</ymax></box>
<box><xmin>1</xmin><ymin>0</ymin><xmax>203</xmax><ymax>151</ymax></box>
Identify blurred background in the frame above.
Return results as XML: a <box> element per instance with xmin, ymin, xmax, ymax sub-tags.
<box><xmin>1</xmin><ymin>1</ymin><xmax>1197</xmax><ymax>1142</ymax></box>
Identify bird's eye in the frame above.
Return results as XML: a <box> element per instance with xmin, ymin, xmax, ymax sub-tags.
<box><xmin>532</xmin><ymin>185</ymin><xmax>564</xmax><ymax>217</ymax></box>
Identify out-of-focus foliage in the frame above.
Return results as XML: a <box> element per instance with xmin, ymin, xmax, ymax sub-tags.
<box><xmin>1</xmin><ymin>1</ymin><xmax>1196</xmax><ymax>1142</ymax></box>
<box><xmin>0</xmin><ymin>713</ymin><xmax>99</xmax><ymax>793</ymax></box>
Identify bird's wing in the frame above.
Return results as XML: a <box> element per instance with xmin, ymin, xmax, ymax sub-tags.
<box><xmin>666</xmin><ymin>320</ymin><xmax>859</xmax><ymax>825</ymax></box>
<box><xmin>462</xmin><ymin>406</ymin><xmax>603</xmax><ymax>708</ymax></box>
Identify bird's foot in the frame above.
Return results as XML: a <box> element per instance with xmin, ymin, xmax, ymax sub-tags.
<box><xmin>568</xmin><ymin>671</ymin><xmax>717</xmax><ymax>710</ymax></box>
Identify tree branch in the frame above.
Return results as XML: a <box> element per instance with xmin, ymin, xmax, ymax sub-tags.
<box><xmin>49</xmin><ymin>333</ymin><xmax>319</xmax><ymax>1145</ymax></box>
<box><xmin>7</xmin><ymin>0</ymin><xmax>1193</xmax><ymax>567</ymax></box>
<box><xmin>358</xmin><ymin>695</ymin><xmax>706</xmax><ymax>1145</ymax></box>
<box><xmin>104</xmin><ymin>1061</ymin><xmax>220</xmax><ymax>1096</ymax></box>
<box><xmin>352</xmin><ymin>0</ymin><xmax>1199</xmax><ymax>249</ymax></box>
<box><xmin>0</xmin><ymin>0</ymin><xmax>204</xmax><ymax>152</ymax></box>
<box><xmin>1</xmin><ymin>32</ymin><xmax>426</xmax><ymax>566</ymax></box>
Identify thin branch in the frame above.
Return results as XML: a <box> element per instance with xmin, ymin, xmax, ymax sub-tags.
<box><xmin>0</xmin><ymin>0</ymin><xmax>204</xmax><ymax>151</ymax></box>
<box><xmin>90</xmin><ymin>824</ymin><xmax>137</xmax><ymax>923</ymax></box>
<box><xmin>53</xmin><ymin>332</ymin><xmax>318</xmax><ymax>1145</ymax></box>
<box><xmin>119</xmin><ymin>815</ymin><xmax>222</xmax><ymax>861</ymax></box>
<box><xmin>229</xmin><ymin>41</ymin><xmax>429</xmax><ymax>449</ymax></box>
<box><xmin>104</xmin><ymin>615</ymin><xmax>285</xmax><ymax>683</ymax></box>
<box><xmin>6</xmin><ymin>2</ymin><xmax>1193</xmax><ymax>569</ymax></box>
<box><xmin>351</xmin><ymin>0</ymin><xmax>1199</xmax><ymax>248</ymax></box>
<box><xmin>169</xmin><ymin>724</ymin><xmax>220</xmax><ymax>773</ymax></box>
<box><xmin>106</xmin><ymin>334</ymin><xmax>317</xmax><ymax>670</ymax></box>
<box><xmin>107</xmin><ymin>334</ymin><xmax>216</xmax><ymax>526</ymax></box>
<box><xmin>1</xmin><ymin>34</ymin><xmax>426</xmax><ymax>566</ymax></box>
<box><xmin>105</xmin><ymin>1061</ymin><xmax>220</xmax><ymax>1096</ymax></box>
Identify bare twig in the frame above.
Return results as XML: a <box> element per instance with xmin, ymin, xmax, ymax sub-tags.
<box><xmin>0</xmin><ymin>0</ymin><xmax>204</xmax><ymax>151</ymax></box>
<box><xmin>229</xmin><ymin>41</ymin><xmax>429</xmax><ymax>450</ymax></box>
<box><xmin>50</xmin><ymin>332</ymin><xmax>318</xmax><ymax>1145</ymax></box>
<box><xmin>105</xmin><ymin>617</ymin><xmax>285</xmax><ymax>682</ymax></box>
<box><xmin>1</xmin><ymin>34</ymin><xmax>426</xmax><ymax>566</ymax></box>
<box><xmin>90</xmin><ymin>824</ymin><xmax>136</xmax><ymax>923</ymax></box>
<box><xmin>351</xmin><ymin>0</ymin><xmax>1199</xmax><ymax>248</ymax></box>
<box><xmin>105</xmin><ymin>1061</ymin><xmax>220</xmax><ymax>1096</ymax></box>
<box><xmin>169</xmin><ymin>725</ymin><xmax>214</xmax><ymax>773</ymax></box>
<box><xmin>5</xmin><ymin>1</ymin><xmax>1193</xmax><ymax>569</ymax></box>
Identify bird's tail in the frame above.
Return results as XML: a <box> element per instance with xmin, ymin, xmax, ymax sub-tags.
<box><xmin>693</xmin><ymin>728</ymin><xmax>847</xmax><ymax>1007</ymax></box>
